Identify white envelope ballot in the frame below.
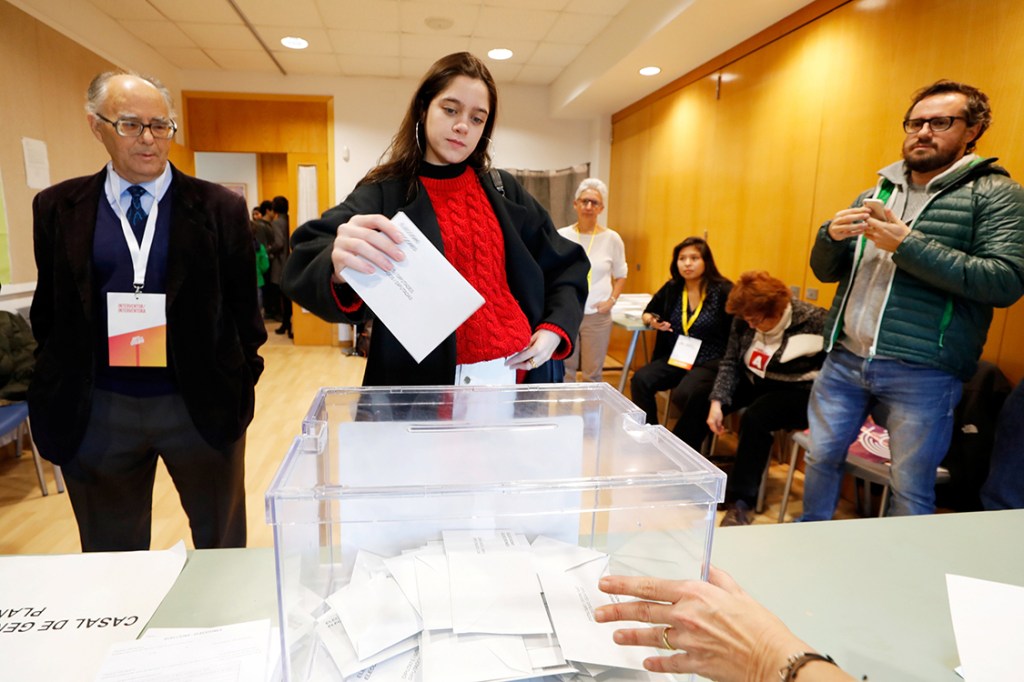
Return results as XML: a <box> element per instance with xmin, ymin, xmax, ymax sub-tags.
<box><xmin>539</xmin><ymin>560</ymin><xmax>655</xmax><ymax>671</ymax></box>
<box><xmin>316</xmin><ymin>610</ymin><xmax>418</xmax><ymax>677</ymax></box>
<box><xmin>608</xmin><ymin>529</ymin><xmax>705</xmax><ymax>581</ymax></box>
<box><xmin>326</xmin><ymin>574</ymin><xmax>422</xmax><ymax>660</ymax></box>
<box><xmin>340</xmin><ymin>211</ymin><xmax>484</xmax><ymax>363</ymax></box>
<box><xmin>444</xmin><ymin>531</ymin><xmax>552</xmax><ymax>635</ymax></box>
<box><xmin>531</xmin><ymin>535</ymin><xmax>609</xmax><ymax>574</ymax></box>
<box><xmin>345</xmin><ymin>648</ymin><xmax>421</xmax><ymax>682</ymax></box>
<box><xmin>420</xmin><ymin>630</ymin><xmax>532</xmax><ymax>682</ymax></box>
<box><xmin>522</xmin><ymin>633</ymin><xmax>566</xmax><ymax>669</ymax></box>
<box><xmin>383</xmin><ymin>553</ymin><xmax>422</xmax><ymax>617</ymax></box>
<box><xmin>352</xmin><ymin>549</ymin><xmax>391</xmax><ymax>586</ymax></box>
<box><xmin>414</xmin><ymin>551</ymin><xmax>453</xmax><ymax>631</ymax></box>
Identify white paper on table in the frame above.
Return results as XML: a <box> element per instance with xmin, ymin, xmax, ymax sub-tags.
<box><xmin>420</xmin><ymin>629</ymin><xmax>532</xmax><ymax>682</ymax></box>
<box><xmin>94</xmin><ymin>619</ymin><xmax>270</xmax><ymax>681</ymax></box>
<box><xmin>340</xmin><ymin>211</ymin><xmax>484</xmax><ymax>363</ymax></box>
<box><xmin>443</xmin><ymin>530</ymin><xmax>552</xmax><ymax>636</ymax></box>
<box><xmin>143</xmin><ymin>624</ymin><xmax>281</xmax><ymax>682</ymax></box>
<box><xmin>946</xmin><ymin>574</ymin><xmax>1024</xmax><ymax>681</ymax></box>
<box><xmin>0</xmin><ymin>542</ymin><xmax>187</xmax><ymax>682</ymax></box>
<box><xmin>346</xmin><ymin>647</ymin><xmax>421</xmax><ymax>681</ymax></box>
<box><xmin>326</xmin><ymin>574</ymin><xmax>423</xmax><ymax>660</ymax></box>
<box><xmin>538</xmin><ymin>555</ymin><xmax>657</xmax><ymax>671</ymax></box>
<box><xmin>316</xmin><ymin>609</ymin><xmax>418</xmax><ymax>677</ymax></box>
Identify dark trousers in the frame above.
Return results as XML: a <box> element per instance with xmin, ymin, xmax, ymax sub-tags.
<box><xmin>280</xmin><ymin>292</ymin><xmax>292</xmax><ymax>330</ymax></box>
<box><xmin>63</xmin><ymin>389</ymin><xmax>247</xmax><ymax>551</ymax></box>
<box><xmin>716</xmin><ymin>379</ymin><xmax>811</xmax><ymax>506</ymax></box>
<box><xmin>631</xmin><ymin>359</ymin><xmax>718</xmax><ymax>427</ymax></box>
<box><xmin>263</xmin><ymin>282</ymin><xmax>281</xmax><ymax>318</ymax></box>
<box><xmin>669</xmin><ymin>363</ymin><xmax>719</xmax><ymax>451</ymax></box>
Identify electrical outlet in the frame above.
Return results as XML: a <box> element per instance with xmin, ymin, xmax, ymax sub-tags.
<box><xmin>790</xmin><ymin>285</ymin><xmax>801</xmax><ymax>299</ymax></box>
<box><xmin>806</xmin><ymin>288</ymin><xmax>819</xmax><ymax>301</ymax></box>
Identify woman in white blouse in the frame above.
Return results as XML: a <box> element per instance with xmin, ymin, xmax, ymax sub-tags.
<box><xmin>558</xmin><ymin>178</ymin><xmax>628</xmax><ymax>382</ymax></box>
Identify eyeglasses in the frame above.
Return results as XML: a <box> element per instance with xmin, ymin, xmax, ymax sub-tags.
<box><xmin>576</xmin><ymin>198</ymin><xmax>603</xmax><ymax>208</ymax></box>
<box><xmin>96</xmin><ymin>113</ymin><xmax>177</xmax><ymax>139</ymax></box>
<box><xmin>902</xmin><ymin>116</ymin><xmax>966</xmax><ymax>134</ymax></box>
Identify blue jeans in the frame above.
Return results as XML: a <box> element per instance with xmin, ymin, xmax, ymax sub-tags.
<box><xmin>980</xmin><ymin>379</ymin><xmax>1024</xmax><ymax>510</ymax></box>
<box><xmin>800</xmin><ymin>347</ymin><xmax>962</xmax><ymax>520</ymax></box>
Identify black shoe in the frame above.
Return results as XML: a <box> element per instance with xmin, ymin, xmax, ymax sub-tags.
<box><xmin>287</xmin><ymin>330</ymin><xmax>293</xmax><ymax>339</ymax></box>
<box><xmin>275</xmin><ymin>325</ymin><xmax>289</xmax><ymax>335</ymax></box>
<box><xmin>720</xmin><ymin>500</ymin><xmax>753</xmax><ymax>527</ymax></box>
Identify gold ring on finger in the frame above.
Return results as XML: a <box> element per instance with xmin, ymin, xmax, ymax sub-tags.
<box><xmin>661</xmin><ymin>625</ymin><xmax>677</xmax><ymax>651</ymax></box>
<box><xmin>529</xmin><ymin>357</ymin><xmax>538</xmax><ymax>369</ymax></box>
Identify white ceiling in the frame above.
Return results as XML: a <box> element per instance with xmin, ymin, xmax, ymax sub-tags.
<box><xmin>42</xmin><ymin>0</ymin><xmax>818</xmax><ymax>117</ymax></box>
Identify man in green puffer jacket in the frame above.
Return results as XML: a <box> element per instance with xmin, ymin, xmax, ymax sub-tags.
<box><xmin>802</xmin><ymin>80</ymin><xmax>1024</xmax><ymax>520</ymax></box>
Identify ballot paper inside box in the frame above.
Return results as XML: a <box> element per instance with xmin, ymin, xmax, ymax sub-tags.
<box><xmin>266</xmin><ymin>383</ymin><xmax>725</xmax><ymax>682</ymax></box>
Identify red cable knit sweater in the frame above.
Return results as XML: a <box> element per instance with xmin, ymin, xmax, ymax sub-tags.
<box><xmin>420</xmin><ymin>166</ymin><xmax>532</xmax><ymax>364</ymax></box>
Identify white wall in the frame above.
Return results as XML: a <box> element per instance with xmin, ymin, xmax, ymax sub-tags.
<box><xmin>193</xmin><ymin>152</ymin><xmax>259</xmax><ymax>209</ymax></box>
<box><xmin>180</xmin><ymin>70</ymin><xmax>608</xmax><ymax>205</ymax></box>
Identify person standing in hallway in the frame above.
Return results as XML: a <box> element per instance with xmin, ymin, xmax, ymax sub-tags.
<box><xmin>270</xmin><ymin>195</ymin><xmax>293</xmax><ymax>338</ymax></box>
<box><xmin>29</xmin><ymin>71</ymin><xmax>266</xmax><ymax>551</ymax></box>
<box><xmin>558</xmin><ymin>178</ymin><xmax>627</xmax><ymax>382</ymax></box>
<box><xmin>802</xmin><ymin>80</ymin><xmax>1024</xmax><ymax>520</ymax></box>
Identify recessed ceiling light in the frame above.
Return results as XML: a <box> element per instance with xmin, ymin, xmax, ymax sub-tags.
<box><xmin>639</xmin><ymin>66</ymin><xmax>661</xmax><ymax>77</ymax></box>
<box><xmin>281</xmin><ymin>36</ymin><xmax>309</xmax><ymax>50</ymax></box>
<box><xmin>488</xmin><ymin>48</ymin><xmax>514</xmax><ymax>61</ymax></box>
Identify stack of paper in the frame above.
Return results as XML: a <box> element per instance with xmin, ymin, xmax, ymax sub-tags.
<box><xmin>315</xmin><ymin>531</ymin><xmax>663</xmax><ymax>682</ymax></box>
<box><xmin>611</xmin><ymin>294</ymin><xmax>653</xmax><ymax>322</ymax></box>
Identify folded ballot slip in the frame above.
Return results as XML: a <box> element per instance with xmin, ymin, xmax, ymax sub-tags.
<box><xmin>340</xmin><ymin>211</ymin><xmax>484</xmax><ymax>363</ymax></box>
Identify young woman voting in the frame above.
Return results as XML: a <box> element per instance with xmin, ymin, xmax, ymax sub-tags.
<box><xmin>283</xmin><ymin>53</ymin><xmax>588</xmax><ymax>387</ymax></box>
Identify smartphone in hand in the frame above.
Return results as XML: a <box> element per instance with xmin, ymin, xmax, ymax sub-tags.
<box><xmin>863</xmin><ymin>198</ymin><xmax>887</xmax><ymax>222</ymax></box>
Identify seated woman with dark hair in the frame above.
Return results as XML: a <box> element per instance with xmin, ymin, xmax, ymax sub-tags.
<box><xmin>675</xmin><ymin>271</ymin><xmax>826</xmax><ymax>526</ymax></box>
<box><xmin>629</xmin><ymin>237</ymin><xmax>732</xmax><ymax>425</ymax></box>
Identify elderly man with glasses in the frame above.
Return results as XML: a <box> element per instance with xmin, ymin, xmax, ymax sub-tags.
<box><xmin>28</xmin><ymin>71</ymin><xmax>266</xmax><ymax>551</ymax></box>
<box><xmin>801</xmin><ymin>80</ymin><xmax>1024</xmax><ymax>521</ymax></box>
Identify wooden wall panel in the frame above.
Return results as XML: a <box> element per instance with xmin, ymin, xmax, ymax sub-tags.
<box><xmin>641</xmin><ymin>79</ymin><xmax>719</xmax><ymax>293</ymax></box>
<box><xmin>610</xmin><ymin>0</ymin><xmax>1024</xmax><ymax>383</ymax></box>
<box><xmin>257</xmin><ymin>154</ymin><xmax>289</xmax><ymax>206</ymax></box>
<box><xmin>185</xmin><ymin>96</ymin><xmax>330</xmax><ymax>154</ymax></box>
<box><xmin>0</xmin><ymin>2</ymin><xmax>113</xmax><ymax>282</ymax></box>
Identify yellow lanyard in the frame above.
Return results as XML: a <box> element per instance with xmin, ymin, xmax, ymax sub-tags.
<box><xmin>681</xmin><ymin>286</ymin><xmax>705</xmax><ymax>335</ymax></box>
<box><xmin>575</xmin><ymin>225</ymin><xmax>598</xmax><ymax>286</ymax></box>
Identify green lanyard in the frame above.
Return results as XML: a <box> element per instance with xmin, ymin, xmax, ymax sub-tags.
<box><xmin>681</xmin><ymin>287</ymin><xmax>705</xmax><ymax>335</ymax></box>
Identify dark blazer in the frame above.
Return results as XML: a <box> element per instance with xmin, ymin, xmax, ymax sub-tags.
<box><xmin>28</xmin><ymin>165</ymin><xmax>267</xmax><ymax>464</ymax></box>
<box><xmin>283</xmin><ymin>169</ymin><xmax>588</xmax><ymax>386</ymax></box>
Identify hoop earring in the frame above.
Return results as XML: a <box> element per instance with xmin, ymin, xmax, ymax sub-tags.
<box><xmin>415</xmin><ymin>121</ymin><xmax>424</xmax><ymax>155</ymax></box>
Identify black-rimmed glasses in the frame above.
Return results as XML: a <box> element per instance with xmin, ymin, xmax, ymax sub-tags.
<box><xmin>96</xmin><ymin>113</ymin><xmax>177</xmax><ymax>139</ymax></box>
<box><xmin>902</xmin><ymin>116</ymin><xmax>966</xmax><ymax>134</ymax></box>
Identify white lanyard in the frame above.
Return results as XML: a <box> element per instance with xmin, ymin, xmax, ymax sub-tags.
<box><xmin>106</xmin><ymin>170</ymin><xmax>166</xmax><ymax>293</ymax></box>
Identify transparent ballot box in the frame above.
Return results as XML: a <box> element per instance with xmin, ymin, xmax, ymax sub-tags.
<box><xmin>266</xmin><ymin>383</ymin><xmax>725</xmax><ymax>682</ymax></box>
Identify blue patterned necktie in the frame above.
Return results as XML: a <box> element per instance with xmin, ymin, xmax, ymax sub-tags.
<box><xmin>125</xmin><ymin>185</ymin><xmax>148</xmax><ymax>242</ymax></box>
